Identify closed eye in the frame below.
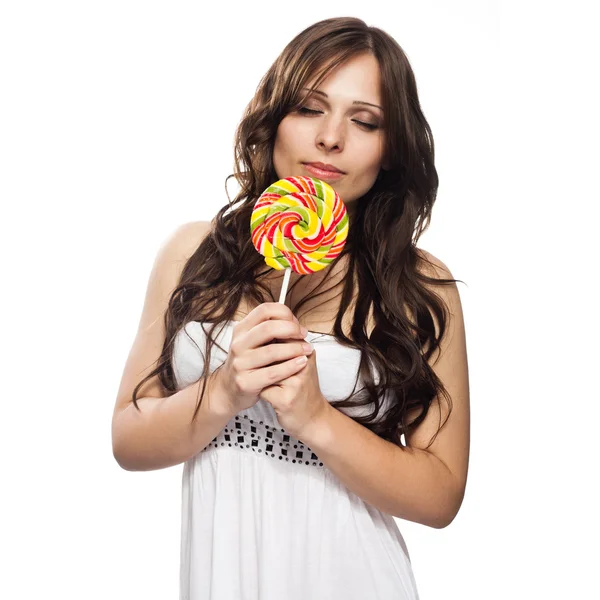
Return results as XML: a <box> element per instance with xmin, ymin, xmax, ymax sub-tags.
<box><xmin>297</xmin><ymin>107</ymin><xmax>379</xmax><ymax>131</ymax></box>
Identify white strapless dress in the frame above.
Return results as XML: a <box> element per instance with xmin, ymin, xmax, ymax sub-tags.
<box><xmin>173</xmin><ymin>320</ymin><xmax>420</xmax><ymax>600</ymax></box>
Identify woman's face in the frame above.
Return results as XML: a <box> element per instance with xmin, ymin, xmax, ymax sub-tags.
<box><xmin>272</xmin><ymin>52</ymin><xmax>387</xmax><ymax>214</ymax></box>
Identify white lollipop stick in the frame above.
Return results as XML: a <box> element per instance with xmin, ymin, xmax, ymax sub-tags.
<box><xmin>278</xmin><ymin>267</ymin><xmax>292</xmax><ymax>304</ymax></box>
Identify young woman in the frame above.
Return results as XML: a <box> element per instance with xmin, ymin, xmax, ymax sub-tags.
<box><xmin>112</xmin><ymin>16</ymin><xmax>470</xmax><ymax>600</ymax></box>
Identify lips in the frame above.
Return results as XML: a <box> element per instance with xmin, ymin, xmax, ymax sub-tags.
<box><xmin>302</xmin><ymin>163</ymin><xmax>344</xmax><ymax>181</ymax></box>
<box><xmin>303</xmin><ymin>162</ymin><xmax>344</xmax><ymax>174</ymax></box>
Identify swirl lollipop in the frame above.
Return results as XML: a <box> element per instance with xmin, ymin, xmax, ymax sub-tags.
<box><xmin>250</xmin><ymin>175</ymin><xmax>348</xmax><ymax>303</ymax></box>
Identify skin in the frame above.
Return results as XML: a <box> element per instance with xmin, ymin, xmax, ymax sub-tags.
<box><xmin>272</xmin><ymin>51</ymin><xmax>389</xmax><ymax>223</ymax></box>
<box><xmin>271</xmin><ymin>51</ymin><xmax>389</xmax><ymax>292</ymax></box>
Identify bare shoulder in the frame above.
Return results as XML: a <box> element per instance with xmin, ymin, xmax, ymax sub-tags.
<box><xmin>418</xmin><ymin>248</ymin><xmax>464</xmax><ymax>346</ymax></box>
<box><xmin>415</xmin><ymin>247</ymin><xmax>453</xmax><ymax>281</ymax></box>
<box><xmin>410</xmin><ymin>248</ymin><xmax>461</xmax><ymax>329</ymax></box>
<box><xmin>165</xmin><ymin>219</ymin><xmax>213</xmax><ymax>260</ymax></box>
<box><xmin>111</xmin><ymin>219</ymin><xmax>213</xmax><ymax>419</ymax></box>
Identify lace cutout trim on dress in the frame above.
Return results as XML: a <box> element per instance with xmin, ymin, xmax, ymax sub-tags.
<box><xmin>203</xmin><ymin>413</ymin><xmax>325</xmax><ymax>468</ymax></box>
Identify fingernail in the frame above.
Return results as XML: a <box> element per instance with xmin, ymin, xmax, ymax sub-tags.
<box><xmin>301</xmin><ymin>326</ymin><xmax>308</xmax><ymax>337</ymax></box>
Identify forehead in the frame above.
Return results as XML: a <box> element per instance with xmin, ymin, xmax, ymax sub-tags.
<box><xmin>304</xmin><ymin>53</ymin><xmax>382</xmax><ymax>103</ymax></box>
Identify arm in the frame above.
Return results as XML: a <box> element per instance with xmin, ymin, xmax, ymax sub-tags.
<box><xmin>301</xmin><ymin>402</ymin><xmax>461</xmax><ymax>528</ymax></box>
<box><xmin>112</xmin><ymin>220</ymin><xmax>236</xmax><ymax>471</ymax></box>
<box><xmin>301</xmin><ymin>252</ymin><xmax>470</xmax><ymax>528</ymax></box>
<box><xmin>113</xmin><ymin>372</ymin><xmax>236</xmax><ymax>472</ymax></box>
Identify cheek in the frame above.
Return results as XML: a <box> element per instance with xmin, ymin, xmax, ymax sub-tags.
<box><xmin>354</xmin><ymin>145</ymin><xmax>384</xmax><ymax>178</ymax></box>
<box><xmin>363</xmin><ymin>139</ymin><xmax>385</xmax><ymax>173</ymax></box>
<box><xmin>275</xmin><ymin>117</ymin><xmax>301</xmax><ymax>149</ymax></box>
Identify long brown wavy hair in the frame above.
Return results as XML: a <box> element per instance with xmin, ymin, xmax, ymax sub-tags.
<box><xmin>131</xmin><ymin>17</ymin><xmax>464</xmax><ymax>450</ymax></box>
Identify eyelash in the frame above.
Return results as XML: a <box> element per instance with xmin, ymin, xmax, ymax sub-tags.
<box><xmin>297</xmin><ymin>107</ymin><xmax>379</xmax><ymax>131</ymax></box>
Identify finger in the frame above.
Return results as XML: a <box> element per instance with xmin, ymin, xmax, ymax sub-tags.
<box><xmin>246</xmin><ymin>353</ymin><xmax>309</xmax><ymax>390</ymax></box>
<box><xmin>247</xmin><ymin>319</ymin><xmax>308</xmax><ymax>350</ymax></box>
<box><xmin>235</xmin><ymin>302</ymin><xmax>299</xmax><ymax>338</ymax></box>
<box><xmin>240</xmin><ymin>340</ymin><xmax>313</xmax><ymax>370</ymax></box>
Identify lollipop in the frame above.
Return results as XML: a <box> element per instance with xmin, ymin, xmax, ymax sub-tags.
<box><xmin>250</xmin><ymin>175</ymin><xmax>348</xmax><ymax>304</ymax></box>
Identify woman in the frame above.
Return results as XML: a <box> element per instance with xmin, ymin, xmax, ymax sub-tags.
<box><xmin>112</xmin><ymin>16</ymin><xmax>470</xmax><ymax>600</ymax></box>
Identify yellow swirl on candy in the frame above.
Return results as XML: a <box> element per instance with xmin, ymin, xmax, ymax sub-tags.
<box><xmin>250</xmin><ymin>176</ymin><xmax>349</xmax><ymax>274</ymax></box>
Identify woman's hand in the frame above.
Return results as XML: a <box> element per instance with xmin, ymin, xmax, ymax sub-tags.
<box><xmin>259</xmin><ymin>347</ymin><xmax>329</xmax><ymax>442</ymax></box>
<box><xmin>214</xmin><ymin>302</ymin><xmax>313</xmax><ymax>414</ymax></box>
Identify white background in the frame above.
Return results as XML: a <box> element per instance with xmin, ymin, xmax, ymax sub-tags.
<box><xmin>1</xmin><ymin>1</ymin><xmax>598</xmax><ymax>598</ymax></box>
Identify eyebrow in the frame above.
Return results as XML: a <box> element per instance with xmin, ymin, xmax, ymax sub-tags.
<box><xmin>301</xmin><ymin>88</ymin><xmax>383</xmax><ymax>112</ymax></box>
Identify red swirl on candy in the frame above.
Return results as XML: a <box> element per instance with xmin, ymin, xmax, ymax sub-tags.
<box><xmin>250</xmin><ymin>176</ymin><xmax>348</xmax><ymax>275</ymax></box>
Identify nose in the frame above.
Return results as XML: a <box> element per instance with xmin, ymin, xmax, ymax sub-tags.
<box><xmin>315</xmin><ymin>115</ymin><xmax>344</xmax><ymax>152</ymax></box>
